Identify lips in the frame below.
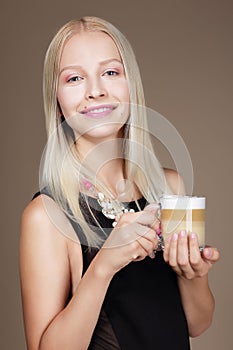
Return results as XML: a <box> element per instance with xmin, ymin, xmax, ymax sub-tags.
<box><xmin>80</xmin><ymin>104</ymin><xmax>117</xmax><ymax>118</ymax></box>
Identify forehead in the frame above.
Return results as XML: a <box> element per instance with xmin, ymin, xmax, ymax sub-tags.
<box><xmin>59</xmin><ymin>31</ymin><xmax>122</xmax><ymax>68</ymax></box>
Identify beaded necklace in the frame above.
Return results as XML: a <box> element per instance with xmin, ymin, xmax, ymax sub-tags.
<box><xmin>82</xmin><ymin>178</ymin><xmax>135</xmax><ymax>227</ymax></box>
<box><xmin>81</xmin><ymin>178</ymin><xmax>163</xmax><ymax>250</ymax></box>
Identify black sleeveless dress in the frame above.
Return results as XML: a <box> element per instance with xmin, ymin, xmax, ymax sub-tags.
<box><xmin>33</xmin><ymin>190</ymin><xmax>190</xmax><ymax>350</ymax></box>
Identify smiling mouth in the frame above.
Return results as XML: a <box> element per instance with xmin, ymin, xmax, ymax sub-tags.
<box><xmin>80</xmin><ymin>104</ymin><xmax>117</xmax><ymax>118</ymax></box>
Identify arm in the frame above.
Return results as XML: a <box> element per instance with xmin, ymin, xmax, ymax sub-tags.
<box><xmin>164</xmin><ymin>232</ymin><xmax>219</xmax><ymax>336</ymax></box>
<box><xmin>20</xmin><ymin>195</ymin><xmax>113</xmax><ymax>350</ymax></box>
<box><xmin>163</xmin><ymin>169</ymin><xmax>220</xmax><ymax>337</ymax></box>
<box><xmin>20</xmin><ymin>195</ymin><xmax>159</xmax><ymax>350</ymax></box>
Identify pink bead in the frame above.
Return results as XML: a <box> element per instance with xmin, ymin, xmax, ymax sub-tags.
<box><xmin>82</xmin><ymin>179</ymin><xmax>92</xmax><ymax>189</ymax></box>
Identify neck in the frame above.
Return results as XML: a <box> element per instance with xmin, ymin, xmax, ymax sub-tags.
<box><xmin>77</xmin><ymin>136</ymin><xmax>124</xmax><ymax>194</ymax></box>
<box><xmin>76</xmin><ymin>136</ymin><xmax>140</xmax><ymax>200</ymax></box>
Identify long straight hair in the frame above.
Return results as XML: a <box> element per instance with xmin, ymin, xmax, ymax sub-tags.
<box><xmin>40</xmin><ymin>16</ymin><xmax>170</xmax><ymax>247</ymax></box>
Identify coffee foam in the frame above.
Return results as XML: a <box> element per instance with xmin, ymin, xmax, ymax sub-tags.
<box><xmin>160</xmin><ymin>195</ymin><xmax>205</xmax><ymax>210</ymax></box>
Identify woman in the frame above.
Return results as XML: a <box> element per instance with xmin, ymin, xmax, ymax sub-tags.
<box><xmin>20</xmin><ymin>16</ymin><xmax>219</xmax><ymax>350</ymax></box>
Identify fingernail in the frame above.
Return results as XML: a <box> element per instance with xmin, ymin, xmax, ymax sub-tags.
<box><xmin>205</xmin><ymin>248</ymin><xmax>212</xmax><ymax>258</ymax></box>
<box><xmin>172</xmin><ymin>233</ymin><xmax>178</xmax><ymax>241</ymax></box>
<box><xmin>180</xmin><ymin>230</ymin><xmax>186</xmax><ymax>237</ymax></box>
<box><xmin>191</xmin><ymin>232</ymin><xmax>197</xmax><ymax>239</ymax></box>
<box><xmin>149</xmin><ymin>252</ymin><xmax>156</xmax><ymax>259</ymax></box>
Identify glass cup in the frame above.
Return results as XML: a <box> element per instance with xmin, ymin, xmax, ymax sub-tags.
<box><xmin>159</xmin><ymin>195</ymin><xmax>206</xmax><ymax>251</ymax></box>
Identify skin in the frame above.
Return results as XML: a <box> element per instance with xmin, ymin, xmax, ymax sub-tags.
<box><xmin>163</xmin><ymin>170</ymin><xmax>220</xmax><ymax>336</ymax></box>
<box><xmin>57</xmin><ymin>31</ymin><xmax>130</xmax><ymax>157</ymax></box>
<box><xmin>20</xmin><ymin>31</ymin><xmax>220</xmax><ymax>350</ymax></box>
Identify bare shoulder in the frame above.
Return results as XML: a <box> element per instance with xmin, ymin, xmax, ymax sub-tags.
<box><xmin>21</xmin><ymin>194</ymin><xmax>56</xmax><ymax>230</ymax></box>
<box><xmin>163</xmin><ymin>168</ymin><xmax>186</xmax><ymax>195</ymax></box>
<box><xmin>22</xmin><ymin>194</ymin><xmax>80</xmax><ymax>242</ymax></box>
<box><xmin>20</xmin><ymin>194</ymin><xmax>83</xmax><ymax>291</ymax></box>
<box><xmin>21</xmin><ymin>194</ymin><xmax>69</xmax><ymax>249</ymax></box>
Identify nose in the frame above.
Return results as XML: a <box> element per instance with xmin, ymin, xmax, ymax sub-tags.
<box><xmin>85</xmin><ymin>78</ymin><xmax>107</xmax><ymax>100</ymax></box>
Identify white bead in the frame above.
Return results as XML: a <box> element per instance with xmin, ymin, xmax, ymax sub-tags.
<box><xmin>98</xmin><ymin>192</ymin><xmax>105</xmax><ymax>201</ymax></box>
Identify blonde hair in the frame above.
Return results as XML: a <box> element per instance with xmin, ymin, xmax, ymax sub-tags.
<box><xmin>40</xmin><ymin>16</ymin><xmax>169</xmax><ymax>247</ymax></box>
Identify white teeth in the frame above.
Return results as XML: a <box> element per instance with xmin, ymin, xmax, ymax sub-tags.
<box><xmin>90</xmin><ymin>107</ymin><xmax>111</xmax><ymax>113</ymax></box>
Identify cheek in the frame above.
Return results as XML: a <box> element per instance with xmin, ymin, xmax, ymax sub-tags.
<box><xmin>110</xmin><ymin>80</ymin><xmax>130</xmax><ymax>103</ymax></box>
<box><xmin>57</xmin><ymin>87</ymin><xmax>82</xmax><ymax>117</ymax></box>
<box><xmin>122</xmin><ymin>86</ymin><xmax>130</xmax><ymax>103</ymax></box>
<box><xmin>57</xmin><ymin>88</ymin><xmax>69</xmax><ymax>115</ymax></box>
<box><xmin>119</xmin><ymin>82</ymin><xmax>130</xmax><ymax>102</ymax></box>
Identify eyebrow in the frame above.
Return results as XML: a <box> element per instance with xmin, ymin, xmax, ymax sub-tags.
<box><xmin>59</xmin><ymin>58</ymin><xmax>123</xmax><ymax>76</ymax></box>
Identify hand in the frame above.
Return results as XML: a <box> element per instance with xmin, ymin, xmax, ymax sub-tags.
<box><xmin>96</xmin><ymin>204</ymin><xmax>160</xmax><ymax>277</ymax></box>
<box><xmin>163</xmin><ymin>230</ymin><xmax>220</xmax><ymax>280</ymax></box>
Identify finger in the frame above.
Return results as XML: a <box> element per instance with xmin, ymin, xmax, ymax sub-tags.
<box><xmin>189</xmin><ymin>232</ymin><xmax>202</xmax><ymax>271</ymax></box>
<box><xmin>202</xmin><ymin>247</ymin><xmax>220</xmax><ymax>263</ymax></box>
<box><xmin>177</xmin><ymin>231</ymin><xmax>189</xmax><ymax>265</ymax></box>
<box><xmin>143</xmin><ymin>203</ymin><xmax>160</xmax><ymax>215</ymax></box>
<box><xmin>137</xmin><ymin>209</ymin><xmax>159</xmax><ymax>228</ymax></box>
<box><xmin>177</xmin><ymin>231</ymin><xmax>195</xmax><ymax>277</ymax></box>
<box><xmin>117</xmin><ymin>210</ymin><xmax>147</xmax><ymax>225</ymax></box>
<box><xmin>168</xmin><ymin>233</ymin><xmax>178</xmax><ymax>268</ymax></box>
<box><xmin>131</xmin><ymin>242</ymin><xmax>149</xmax><ymax>261</ymax></box>
<box><xmin>135</xmin><ymin>225</ymin><xmax>157</xmax><ymax>241</ymax></box>
<box><xmin>163</xmin><ymin>236</ymin><xmax>171</xmax><ymax>262</ymax></box>
<box><xmin>120</xmin><ymin>209</ymin><xmax>159</xmax><ymax>231</ymax></box>
<box><xmin>148</xmin><ymin>251</ymin><xmax>156</xmax><ymax>259</ymax></box>
<box><xmin>143</xmin><ymin>204</ymin><xmax>160</xmax><ymax>230</ymax></box>
<box><xmin>177</xmin><ymin>230</ymin><xmax>194</xmax><ymax>278</ymax></box>
<box><xmin>119</xmin><ymin>210</ymin><xmax>154</xmax><ymax>227</ymax></box>
<box><xmin>137</xmin><ymin>235</ymin><xmax>158</xmax><ymax>255</ymax></box>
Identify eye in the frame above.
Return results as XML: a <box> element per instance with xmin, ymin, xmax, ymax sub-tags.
<box><xmin>103</xmin><ymin>70</ymin><xmax>119</xmax><ymax>77</ymax></box>
<box><xmin>67</xmin><ymin>75</ymin><xmax>83</xmax><ymax>83</ymax></box>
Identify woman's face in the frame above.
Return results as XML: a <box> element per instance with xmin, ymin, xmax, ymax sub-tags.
<box><xmin>57</xmin><ymin>31</ymin><xmax>130</xmax><ymax>142</ymax></box>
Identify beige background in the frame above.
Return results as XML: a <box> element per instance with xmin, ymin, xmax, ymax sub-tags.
<box><xmin>1</xmin><ymin>0</ymin><xmax>232</xmax><ymax>349</ymax></box>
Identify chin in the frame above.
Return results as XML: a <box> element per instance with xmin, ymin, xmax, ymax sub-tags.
<box><xmin>84</xmin><ymin>124</ymin><xmax>124</xmax><ymax>140</ymax></box>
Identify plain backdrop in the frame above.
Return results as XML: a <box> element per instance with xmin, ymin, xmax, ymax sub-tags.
<box><xmin>1</xmin><ymin>0</ymin><xmax>232</xmax><ymax>349</ymax></box>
